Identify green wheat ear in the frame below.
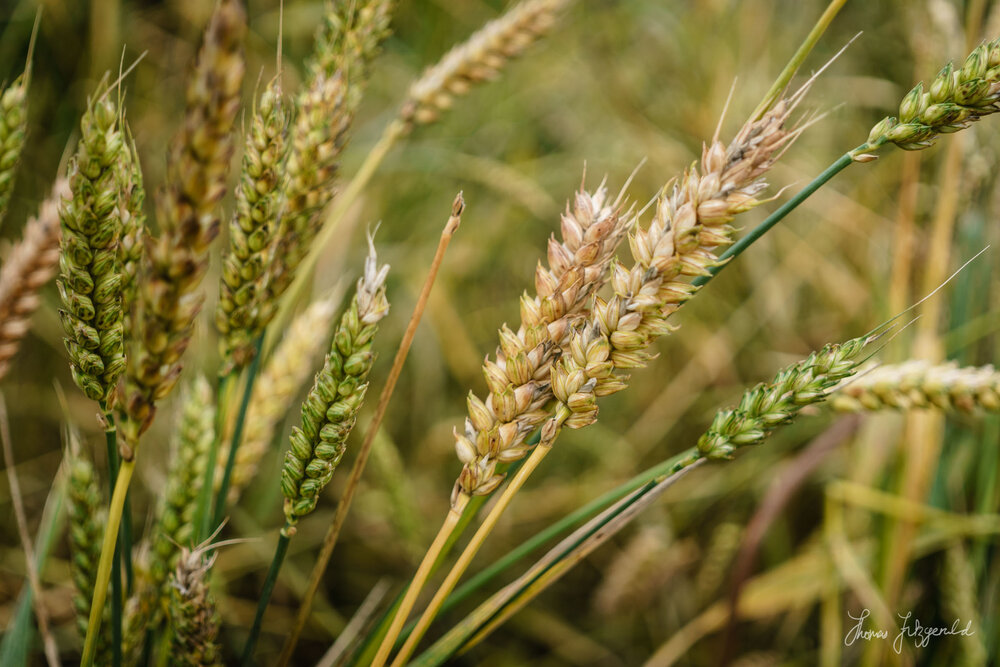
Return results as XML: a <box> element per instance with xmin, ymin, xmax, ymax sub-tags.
<box><xmin>57</xmin><ymin>81</ymin><xmax>127</xmax><ymax>405</ymax></box>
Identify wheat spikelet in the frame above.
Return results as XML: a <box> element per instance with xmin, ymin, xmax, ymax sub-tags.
<box><xmin>0</xmin><ymin>68</ymin><xmax>30</xmax><ymax>230</ymax></box>
<box><xmin>67</xmin><ymin>452</ymin><xmax>111</xmax><ymax>665</ymax></box>
<box><xmin>452</xmin><ymin>183</ymin><xmax>631</xmax><ymax>503</ymax></box>
<box><xmin>401</xmin><ymin>0</ymin><xmax>570</xmax><ymax>126</ymax></box>
<box><xmin>216</xmin><ymin>78</ymin><xmax>290</xmax><ymax>370</ymax></box>
<box><xmin>830</xmin><ymin>361</ymin><xmax>1000</xmax><ymax>413</ymax></box>
<box><xmin>0</xmin><ymin>180</ymin><xmax>68</xmax><ymax>381</ymax></box>
<box><xmin>281</xmin><ymin>236</ymin><xmax>389</xmax><ymax>533</ymax></box>
<box><xmin>695</xmin><ymin>521</ymin><xmax>743</xmax><ymax>600</ymax></box>
<box><xmin>57</xmin><ymin>83</ymin><xmax>127</xmax><ymax>404</ymax></box>
<box><xmin>218</xmin><ymin>293</ymin><xmax>339</xmax><ymax>505</ymax></box>
<box><xmin>261</xmin><ymin>0</ymin><xmax>394</xmax><ymax>323</ymax></box>
<box><xmin>125</xmin><ymin>0</ymin><xmax>246</xmax><ymax>443</ymax></box>
<box><xmin>868</xmin><ymin>37</ymin><xmax>1000</xmax><ymax>150</ymax></box>
<box><xmin>149</xmin><ymin>376</ymin><xmax>215</xmax><ymax>593</ymax></box>
<box><xmin>168</xmin><ymin>545</ymin><xmax>223</xmax><ymax>667</ymax></box>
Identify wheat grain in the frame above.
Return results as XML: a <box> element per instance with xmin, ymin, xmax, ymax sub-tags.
<box><xmin>67</xmin><ymin>452</ymin><xmax>111</xmax><ymax>665</ymax></box>
<box><xmin>0</xmin><ymin>180</ymin><xmax>68</xmax><ymax>381</ymax></box>
<box><xmin>57</xmin><ymin>83</ymin><xmax>127</xmax><ymax>405</ymax></box>
<box><xmin>830</xmin><ymin>360</ymin><xmax>1000</xmax><ymax>413</ymax></box>
<box><xmin>868</xmin><ymin>37</ymin><xmax>1000</xmax><ymax>150</ymax></box>
<box><xmin>281</xmin><ymin>235</ymin><xmax>389</xmax><ymax>534</ymax></box>
<box><xmin>216</xmin><ymin>77</ymin><xmax>290</xmax><ymax>371</ymax></box>
<box><xmin>124</xmin><ymin>0</ymin><xmax>246</xmax><ymax>444</ymax></box>
<box><xmin>168</xmin><ymin>545</ymin><xmax>223</xmax><ymax>667</ymax></box>
<box><xmin>401</xmin><ymin>0</ymin><xmax>570</xmax><ymax>126</ymax></box>
<box><xmin>218</xmin><ymin>293</ymin><xmax>339</xmax><ymax>505</ymax></box>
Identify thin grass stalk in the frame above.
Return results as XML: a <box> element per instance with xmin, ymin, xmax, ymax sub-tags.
<box><xmin>278</xmin><ymin>194</ymin><xmax>464</xmax><ymax>666</ymax></box>
<box><xmin>102</xmin><ymin>414</ymin><xmax>122</xmax><ymax>667</ymax></box>
<box><xmin>240</xmin><ymin>530</ymin><xmax>290</xmax><ymax>665</ymax></box>
<box><xmin>196</xmin><ymin>372</ymin><xmax>235</xmax><ymax>540</ymax></box>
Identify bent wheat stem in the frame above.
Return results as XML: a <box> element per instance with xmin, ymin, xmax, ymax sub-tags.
<box><xmin>81</xmin><ymin>458</ymin><xmax>135</xmax><ymax>667</ymax></box>
<box><xmin>241</xmin><ymin>528</ymin><xmax>291</xmax><ymax>665</ymax></box>
<box><xmin>372</xmin><ymin>493</ymin><xmax>469</xmax><ymax>667</ymax></box>
<box><xmin>102</xmin><ymin>410</ymin><xmax>123</xmax><ymax>667</ymax></box>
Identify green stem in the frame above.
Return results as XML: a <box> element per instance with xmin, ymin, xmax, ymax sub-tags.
<box><xmin>242</xmin><ymin>527</ymin><xmax>292</xmax><ymax>665</ymax></box>
<box><xmin>195</xmin><ymin>371</ymin><xmax>234</xmax><ymax>542</ymax></box>
<box><xmin>81</xmin><ymin>459</ymin><xmax>135</xmax><ymax>667</ymax></box>
<box><xmin>213</xmin><ymin>336</ymin><xmax>264</xmax><ymax>528</ymax></box>
<box><xmin>101</xmin><ymin>410</ymin><xmax>122</xmax><ymax>667</ymax></box>
<box><xmin>750</xmin><ymin>0</ymin><xmax>851</xmax><ymax>122</ymax></box>
<box><xmin>693</xmin><ymin>147</ymin><xmax>863</xmax><ymax>288</ymax></box>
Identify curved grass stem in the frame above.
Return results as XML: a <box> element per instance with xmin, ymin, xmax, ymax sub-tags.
<box><xmin>195</xmin><ymin>371</ymin><xmax>235</xmax><ymax>542</ymax></box>
<box><xmin>101</xmin><ymin>408</ymin><xmax>123</xmax><ymax>667</ymax></box>
<box><xmin>80</xmin><ymin>457</ymin><xmax>135</xmax><ymax>667</ymax></box>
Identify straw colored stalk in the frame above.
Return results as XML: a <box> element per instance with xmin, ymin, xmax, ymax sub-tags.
<box><xmin>0</xmin><ymin>180</ymin><xmax>68</xmax><ymax>381</ymax></box>
<box><xmin>57</xmin><ymin>85</ymin><xmax>127</xmax><ymax>406</ymax></box>
<box><xmin>281</xmin><ymin>236</ymin><xmax>389</xmax><ymax>533</ymax></box>
<box><xmin>260</xmin><ymin>0</ymin><xmax>394</xmax><ymax>324</ymax></box>
<box><xmin>0</xmin><ymin>67</ymin><xmax>30</xmax><ymax>229</ymax></box>
<box><xmin>217</xmin><ymin>293</ymin><xmax>339</xmax><ymax>505</ymax></box>
<box><xmin>216</xmin><ymin>78</ymin><xmax>290</xmax><ymax>370</ymax></box>
<box><xmin>400</xmin><ymin>0</ymin><xmax>571</xmax><ymax>126</ymax></box>
<box><xmin>67</xmin><ymin>453</ymin><xmax>111</xmax><ymax>665</ymax></box>
<box><xmin>124</xmin><ymin>0</ymin><xmax>246</xmax><ymax>445</ymax></box>
<box><xmin>831</xmin><ymin>361</ymin><xmax>1000</xmax><ymax>413</ymax></box>
<box><xmin>168</xmin><ymin>546</ymin><xmax>224</xmax><ymax>667</ymax></box>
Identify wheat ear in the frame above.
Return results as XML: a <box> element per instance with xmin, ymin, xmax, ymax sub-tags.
<box><xmin>124</xmin><ymin>0</ymin><xmax>246</xmax><ymax>443</ymax></box>
<box><xmin>168</xmin><ymin>545</ymin><xmax>224</xmax><ymax>667</ymax></box>
<box><xmin>217</xmin><ymin>294</ymin><xmax>339</xmax><ymax>505</ymax></box>
<box><xmin>281</xmin><ymin>236</ymin><xmax>390</xmax><ymax>532</ymax></box>
<box><xmin>57</xmin><ymin>82</ymin><xmax>128</xmax><ymax>405</ymax></box>
<box><xmin>0</xmin><ymin>66</ymin><xmax>31</xmax><ymax>230</ymax></box>
<box><xmin>831</xmin><ymin>360</ymin><xmax>1000</xmax><ymax>413</ymax></box>
<box><xmin>216</xmin><ymin>78</ymin><xmax>290</xmax><ymax>371</ymax></box>
<box><xmin>0</xmin><ymin>179</ymin><xmax>68</xmax><ymax>381</ymax></box>
<box><xmin>394</xmin><ymin>97</ymin><xmax>804</xmax><ymax>665</ymax></box>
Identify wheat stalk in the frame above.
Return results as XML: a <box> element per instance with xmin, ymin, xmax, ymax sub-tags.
<box><xmin>831</xmin><ymin>360</ymin><xmax>1000</xmax><ymax>413</ymax></box>
<box><xmin>124</xmin><ymin>0</ymin><xmax>246</xmax><ymax>444</ymax></box>
<box><xmin>217</xmin><ymin>293</ymin><xmax>339</xmax><ymax>505</ymax></box>
<box><xmin>0</xmin><ymin>179</ymin><xmax>68</xmax><ymax>381</ymax></box>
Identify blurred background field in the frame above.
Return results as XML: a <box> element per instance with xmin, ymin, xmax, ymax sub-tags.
<box><xmin>1</xmin><ymin>0</ymin><xmax>999</xmax><ymax>664</ymax></box>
